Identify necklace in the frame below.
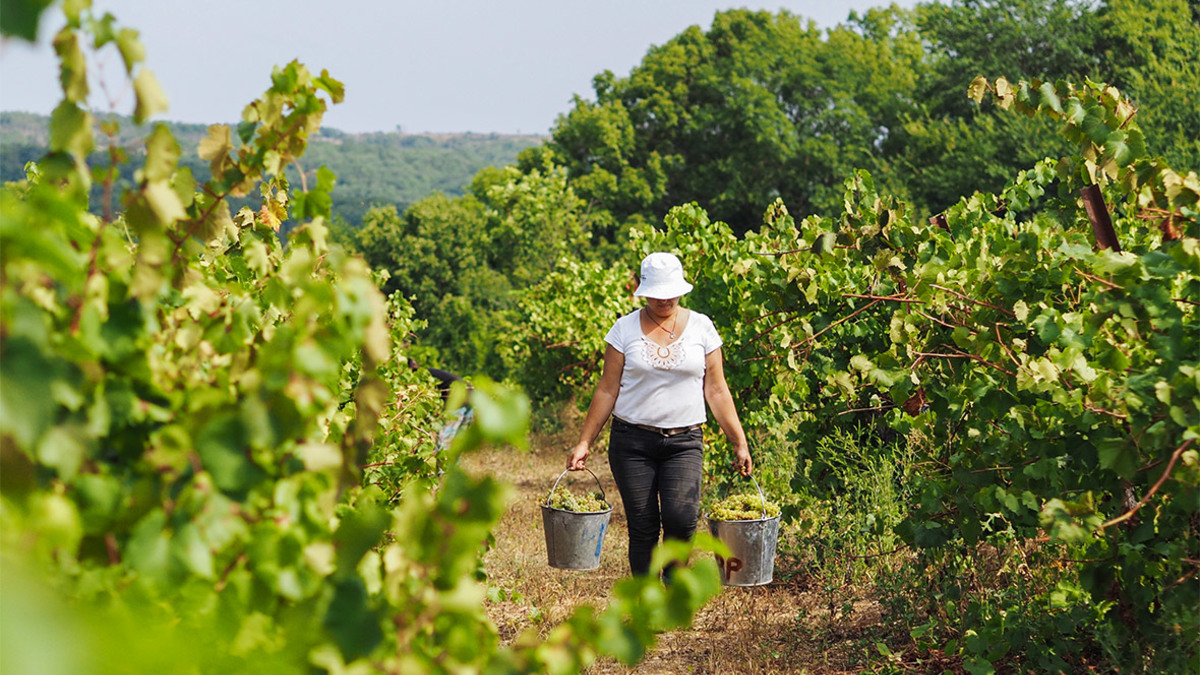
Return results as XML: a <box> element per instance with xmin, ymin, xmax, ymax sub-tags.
<box><xmin>644</xmin><ymin>308</ymin><xmax>678</xmax><ymax>339</ymax></box>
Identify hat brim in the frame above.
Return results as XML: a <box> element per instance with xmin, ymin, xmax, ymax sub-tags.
<box><xmin>633</xmin><ymin>280</ymin><xmax>694</xmax><ymax>299</ymax></box>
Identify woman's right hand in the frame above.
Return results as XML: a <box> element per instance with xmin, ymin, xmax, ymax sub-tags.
<box><xmin>566</xmin><ymin>442</ymin><xmax>590</xmax><ymax>471</ymax></box>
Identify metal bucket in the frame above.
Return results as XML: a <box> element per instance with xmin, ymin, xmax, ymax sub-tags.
<box><xmin>705</xmin><ymin>475</ymin><xmax>779</xmax><ymax>586</ymax></box>
<box><xmin>541</xmin><ymin>468</ymin><xmax>612</xmax><ymax>570</ymax></box>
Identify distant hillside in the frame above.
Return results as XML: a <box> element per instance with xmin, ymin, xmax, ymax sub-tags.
<box><xmin>0</xmin><ymin>111</ymin><xmax>544</xmax><ymax>225</ymax></box>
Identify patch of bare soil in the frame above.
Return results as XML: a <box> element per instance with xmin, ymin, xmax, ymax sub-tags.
<box><xmin>462</xmin><ymin>430</ymin><xmax>895</xmax><ymax>674</ymax></box>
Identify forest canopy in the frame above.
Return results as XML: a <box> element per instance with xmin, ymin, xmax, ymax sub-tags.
<box><xmin>0</xmin><ymin>111</ymin><xmax>542</xmax><ymax>227</ymax></box>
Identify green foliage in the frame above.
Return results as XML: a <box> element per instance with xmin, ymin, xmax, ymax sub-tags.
<box><xmin>0</xmin><ymin>0</ymin><xmax>55</xmax><ymax>41</ymax></box>
<box><xmin>789</xmin><ymin>427</ymin><xmax>915</xmax><ymax>568</ymax></box>
<box><xmin>0</xmin><ymin>6</ymin><xmax>721</xmax><ymax>673</ymax></box>
<box><xmin>782</xmin><ymin>79</ymin><xmax>1197</xmax><ymax>669</ymax></box>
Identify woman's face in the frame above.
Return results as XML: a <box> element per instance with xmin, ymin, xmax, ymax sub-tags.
<box><xmin>645</xmin><ymin>296</ymin><xmax>680</xmax><ymax>318</ymax></box>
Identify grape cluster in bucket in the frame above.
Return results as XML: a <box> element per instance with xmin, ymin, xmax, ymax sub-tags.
<box><xmin>545</xmin><ymin>485</ymin><xmax>610</xmax><ymax>513</ymax></box>
<box><xmin>707</xmin><ymin>493</ymin><xmax>780</xmax><ymax>521</ymax></box>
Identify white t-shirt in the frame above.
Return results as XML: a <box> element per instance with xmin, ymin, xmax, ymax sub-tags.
<box><xmin>604</xmin><ymin>308</ymin><xmax>724</xmax><ymax>428</ymax></box>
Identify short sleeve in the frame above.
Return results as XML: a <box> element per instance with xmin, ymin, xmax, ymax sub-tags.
<box><xmin>699</xmin><ymin>313</ymin><xmax>723</xmax><ymax>354</ymax></box>
<box><xmin>603</xmin><ymin>317</ymin><xmax>626</xmax><ymax>353</ymax></box>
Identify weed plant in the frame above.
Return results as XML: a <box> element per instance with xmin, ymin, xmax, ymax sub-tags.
<box><xmin>788</xmin><ymin>426</ymin><xmax>1158</xmax><ymax>672</ymax></box>
<box><xmin>788</xmin><ymin>426</ymin><xmax>917</xmax><ymax>575</ymax></box>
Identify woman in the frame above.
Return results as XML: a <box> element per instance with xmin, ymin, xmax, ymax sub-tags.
<box><xmin>567</xmin><ymin>252</ymin><xmax>752</xmax><ymax>577</ymax></box>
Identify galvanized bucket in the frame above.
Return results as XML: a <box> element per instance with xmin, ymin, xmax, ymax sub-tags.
<box><xmin>541</xmin><ymin>468</ymin><xmax>612</xmax><ymax>570</ymax></box>
<box><xmin>705</xmin><ymin>475</ymin><xmax>779</xmax><ymax>586</ymax></box>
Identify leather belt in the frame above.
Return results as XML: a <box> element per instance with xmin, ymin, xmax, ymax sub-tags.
<box><xmin>612</xmin><ymin>416</ymin><xmax>701</xmax><ymax>437</ymax></box>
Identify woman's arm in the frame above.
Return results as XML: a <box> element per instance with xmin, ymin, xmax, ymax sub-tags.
<box><xmin>566</xmin><ymin>344</ymin><xmax>625</xmax><ymax>470</ymax></box>
<box><xmin>704</xmin><ymin>347</ymin><xmax>752</xmax><ymax>475</ymax></box>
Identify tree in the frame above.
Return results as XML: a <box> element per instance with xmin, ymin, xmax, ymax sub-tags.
<box><xmin>888</xmin><ymin>0</ymin><xmax>1102</xmax><ymax>215</ymax></box>
<box><xmin>913</xmin><ymin>0</ymin><xmax>1103</xmax><ymax>118</ymax></box>
<box><xmin>1097</xmin><ymin>0</ymin><xmax>1200</xmax><ymax>170</ymax></box>
<box><xmin>538</xmin><ymin>8</ymin><xmax>925</xmax><ymax>234</ymax></box>
<box><xmin>348</xmin><ymin>163</ymin><xmax>607</xmax><ymax>377</ymax></box>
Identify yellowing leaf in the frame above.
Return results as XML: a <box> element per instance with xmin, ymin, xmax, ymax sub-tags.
<box><xmin>263</xmin><ymin>149</ymin><xmax>284</xmax><ymax>176</ymax></box>
<box><xmin>198</xmin><ymin>198</ymin><xmax>235</xmax><ymax>246</ymax></box>
<box><xmin>1034</xmin><ymin>358</ymin><xmax>1060</xmax><ymax>383</ymax></box>
<box><xmin>49</xmin><ymin>101</ymin><xmax>94</xmax><ymax>158</ymax></box>
<box><xmin>244</xmin><ymin>239</ymin><xmax>270</xmax><ymax>274</ymax></box>
<box><xmin>298</xmin><ymin>443</ymin><xmax>343</xmax><ymax>473</ymax></box>
<box><xmin>144</xmin><ymin>181</ymin><xmax>186</xmax><ymax>224</ymax></box>
<box><xmin>967</xmin><ymin>75</ymin><xmax>987</xmax><ymax>104</ymax></box>
<box><xmin>198</xmin><ymin>124</ymin><xmax>234</xmax><ymax>176</ymax></box>
<box><xmin>182</xmin><ymin>282</ymin><xmax>220</xmax><ymax>318</ymax></box>
<box><xmin>143</xmin><ymin>123</ymin><xmax>180</xmax><ymax>182</ymax></box>
<box><xmin>259</xmin><ymin>204</ymin><xmax>281</xmax><ymax>232</ymax></box>
<box><xmin>1070</xmin><ymin>354</ymin><xmax>1098</xmax><ymax>383</ymax></box>
<box><xmin>133</xmin><ymin>68</ymin><xmax>169</xmax><ymax>123</ymax></box>
<box><xmin>174</xmin><ymin>322</ymin><xmax>203</xmax><ymax>350</ymax></box>
<box><xmin>114</xmin><ymin>27</ymin><xmax>145</xmax><ymax>72</ymax></box>
<box><xmin>364</xmin><ymin>315</ymin><xmax>390</xmax><ymax>366</ymax></box>
<box><xmin>304</xmin><ymin>542</ymin><xmax>337</xmax><ymax>576</ymax></box>
<box><xmin>315</xmin><ymin>69</ymin><xmax>345</xmax><ymax>104</ymax></box>
<box><xmin>52</xmin><ymin>28</ymin><xmax>88</xmax><ymax>103</ymax></box>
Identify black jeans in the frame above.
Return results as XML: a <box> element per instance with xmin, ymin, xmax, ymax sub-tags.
<box><xmin>607</xmin><ymin>418</ymin><xmax>704</xmax><ymax>576</ymax></box>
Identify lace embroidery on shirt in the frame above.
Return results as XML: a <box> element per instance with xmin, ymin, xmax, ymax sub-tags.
<box><xmin>642</xmin><ymin>338</ymin><xmax>685</xmax><ymax>370</ymax></box>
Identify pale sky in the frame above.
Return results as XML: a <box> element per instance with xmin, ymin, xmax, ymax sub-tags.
<box><xmin>0</xmin><ymin>1</ymin><xmax>920</xmax><ymax>135</ymax></box>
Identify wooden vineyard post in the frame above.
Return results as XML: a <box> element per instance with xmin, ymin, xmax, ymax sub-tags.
<box><xmin>1081</xmin><ymin>184</ymin><xmax>1121</xmax><ymax>252</ymax></box>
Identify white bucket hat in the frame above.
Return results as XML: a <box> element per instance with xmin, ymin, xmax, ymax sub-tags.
<box><xmin>633</xmin><ymin>252</ymin><xmax>694</xmax><ymax>299</ymax></box>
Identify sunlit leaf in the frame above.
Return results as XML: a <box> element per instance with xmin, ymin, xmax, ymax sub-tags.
<box><xmin>132</xmin><ymin>68</ymin><xmax>168</xmax><ymax>123</ymax></box>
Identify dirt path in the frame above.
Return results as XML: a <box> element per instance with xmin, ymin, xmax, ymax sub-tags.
<box><xmin>462</xmin><ymin>438</ymin><xmax>885</xmax><ymax>674</ymax></box>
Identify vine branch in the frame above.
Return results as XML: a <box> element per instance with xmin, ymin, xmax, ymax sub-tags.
<box><xmin>792</xmin><ymin>299</ymin><xmax>881</xmax><ymax>348</ymax></box>
<box><xmin>1102</xmin><ymin>439</ymin><xmax>1193</xmax><ymax>530</ymax></box>
<box><xmin>931</xmin><ymin>284</ymin><xmax>1016</xmax><ymax>317</ymax></box>
<box><xmin>842</xmin><ymin>292</ymin><xmax>923</xmax><ymax>304</ymax></box>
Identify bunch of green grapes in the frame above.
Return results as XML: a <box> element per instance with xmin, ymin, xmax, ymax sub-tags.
<box><xmin>545</xmin><ymin>486</ymin><xmax>610</xmax><ymax>513</ymax></box>
<box><xmin>707</xmin><ymin>493</ymin><xmax>780</xmax><ymax>521</ymax></box>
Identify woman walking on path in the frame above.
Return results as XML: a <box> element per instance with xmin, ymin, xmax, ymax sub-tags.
<box><xmin>566</xmin><ymin>252</ymin><xmax>753</xmax><ymax>577</ymax></box>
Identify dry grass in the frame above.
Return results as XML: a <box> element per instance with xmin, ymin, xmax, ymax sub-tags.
<box><xmin>460</xmin><ymin>421</ymin><xmax>899</xmax><ymax>674</ymax></box>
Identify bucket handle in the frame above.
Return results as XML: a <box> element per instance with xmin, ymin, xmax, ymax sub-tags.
<box><xmin>738</xmin><ymin>438</ymin><xmax>768</xmax><ymax>519</ymax></box>
<box><xmin>545</xmin><ymin>467</ymin><xmax>607</xmax><ymax>506</ymax></box>
<box><xmin>747</xmin><ymin>473</ymin><xmax>768</xmax><ymax>520</ymax></box>
<box><xmin>722</xmin><ymin>472</ymin><xmax>769</xmax><ymax>520</ymax></box>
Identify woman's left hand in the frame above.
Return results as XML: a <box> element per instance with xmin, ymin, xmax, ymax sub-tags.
<box><xmin>732</xmin><ymin>444</ymin><xmax>753</xmax><ymax>476</ymax></box>
<box><xmin>566</xmin><ymin>442</ymin><xmax>590</xmax><ymax>471</ymax></box>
